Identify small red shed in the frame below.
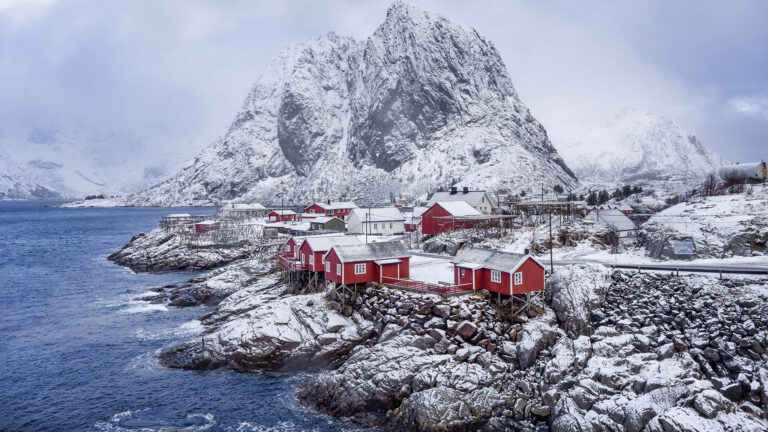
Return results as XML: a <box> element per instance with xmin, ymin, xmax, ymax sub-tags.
<box><xmin>297</xmin><ymin>235</ymin><xmax>361</xmax><ymax>273</ymax></box>
<box><xmin>451</xmin><ymin>248</ymin><xmax>545</xmax><ymax>296</ymax></box>
<box><xmin>268</xmin><ymin>210</ymin><xmax>296</xmax><ymax>222</ymax></box>
<box><xmin>283</xmin><ymin>236</ymin><xmax>306</xmax><ymax>258</ymax></box>
<box><xmin>305</xmin><ymin>201</ymin><xmax>358</xmax><ymax>220</ymax></box>
<box><xmin>421</xmin><ymin>201</ymin><xmax>482</xmax><ymax>235</ymax></box>
<box><xmin>195</xmin><ymin>220</ymin><xmax>220</xmax><ymax>233</ymax></box>
<box><xmin>324</xmin><ymin>241</ymin><xmax>410</xmax><ymax>286</ymax></box>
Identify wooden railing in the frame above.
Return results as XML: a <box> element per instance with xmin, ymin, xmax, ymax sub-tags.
<box><xmin>277</xmin><ymin>255</ymin><xmax>305</xmax><ymax>271</ymax></box>
<box><xmin>381</xmin><ymin>276</ymin><xmax>473</xmax><ymax>294</ymax></box>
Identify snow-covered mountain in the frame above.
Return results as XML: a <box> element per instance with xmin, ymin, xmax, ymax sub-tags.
<box><xmin>558</xmin><ymin>111</ymin><xmax>725</xmax><ymax>187</ymax></box>
<box><xmin>127</xmin><ymin>2</ymin><xmax>576</xmax><ymax>206</ymax></box>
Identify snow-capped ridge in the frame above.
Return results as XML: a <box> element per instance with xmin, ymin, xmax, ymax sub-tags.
<box><xmin>127</xmin><ymin>2</ymin><xmax>577</xmax><ymax>206</ymax></box>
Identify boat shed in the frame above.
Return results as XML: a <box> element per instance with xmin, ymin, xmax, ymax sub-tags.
<box><xmin>451</xmin><ymin>248</ymin><xmax>545</xmax><ymax>296</ymax></box>
<box><xmin>323</xmin><ymin>241</ymin><xmax>410</xmax><ymax>286</ymax></box>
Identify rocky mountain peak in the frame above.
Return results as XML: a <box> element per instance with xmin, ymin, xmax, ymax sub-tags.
<box><xmin>127</xmin><ymin>2</ymin><xmax>577</xmax><ymax>206</ymax></box>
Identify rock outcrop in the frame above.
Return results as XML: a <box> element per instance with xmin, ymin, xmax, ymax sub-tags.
<box><xmin>107</xmin><ymin>227</ymin><xmax>274</xmax><ymax>272</ymax></box>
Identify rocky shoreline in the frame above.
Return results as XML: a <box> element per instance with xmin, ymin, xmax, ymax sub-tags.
<box><xmin>139</xmin><ymin>251</ymin><xmax>767</xmax><ymax>431</ymax></box>
<box><xmin>107</xmin><ymin>227</ymin><xmax>274</xmax><ymax>273</ymax></box>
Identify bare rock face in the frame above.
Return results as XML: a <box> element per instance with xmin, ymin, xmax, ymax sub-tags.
<box><xmin>126</xmin><ymin>2</ymin><xmax>576</xmax><ymax>206</ymax></box>
<box><xmin>546</xmin><ymin>264</ymin><xmax>610</xmax><ymax>336</ymax></box>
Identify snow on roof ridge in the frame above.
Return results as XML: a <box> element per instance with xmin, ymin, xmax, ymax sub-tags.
<box><xmin>435</xmin><ymin>201</ymin><xmax>482</xmax><ymax>216</ymax></box>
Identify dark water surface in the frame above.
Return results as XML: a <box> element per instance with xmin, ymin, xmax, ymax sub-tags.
<box><xmin>0</xmin><ymin>201</ymin><xmax>349</xmax><ymax>431</ymax></box>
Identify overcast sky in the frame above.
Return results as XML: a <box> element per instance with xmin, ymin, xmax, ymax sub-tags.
<box><xmin>1</xmin><ymin>0</ymin><xmax>767</xmax><ymax>182</ymax></box>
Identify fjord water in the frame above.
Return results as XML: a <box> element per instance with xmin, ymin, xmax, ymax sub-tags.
<box><xmin>0</xmin><ymin>201</ymin><xmax>346</xmax><ymax>431</ymax></box>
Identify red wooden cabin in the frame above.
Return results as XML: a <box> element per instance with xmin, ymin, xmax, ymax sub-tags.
<box><xmin>451</xmin><ymin>248</ymin><xmax>545</xmax><ymax>295</ymax></box>
<box><xmin>421</xmin><ymin>201</ymin><xmax>482</xmax><ymax>235</ymax></box>
<box><xmin>268</xmin><ymin>210</ymin><xmax>296</xmax><ymax>222</ymax></box>
<box><xmin>195</xmin><ymin>220</ymin><xmax>220</xmax><ymax>233</ymax></box>
<box><xmin>305</xmin><ymin>201</ymin><xmax>358</xmax><ymax>220</ymax></box>
<box><xmin>297</xmin><ymin>235</ymin><xmax>361</xmax><ymax>273</ymax></box>
<box><xmin>324</xmin><ymin>241</ymin><xmax>410</xmax><ymax>285</ymax></box>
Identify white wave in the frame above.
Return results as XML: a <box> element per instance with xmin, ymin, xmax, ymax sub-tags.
<box><xmin>122</xmin><ymin>301</ymin><xmax>168</xmax><ymax>314</ymax></box>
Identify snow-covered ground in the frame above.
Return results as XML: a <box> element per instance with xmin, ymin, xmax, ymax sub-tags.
<box><xmin>408</xmin><ymin>254</ymin><xmax>455</xmax><ymax>284</ymax></box>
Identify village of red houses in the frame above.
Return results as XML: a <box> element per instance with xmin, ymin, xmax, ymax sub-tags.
<box><xmin>157</xmin><ymin>186</ymin><xmax>641</xmax><ymax>314</ymax></box>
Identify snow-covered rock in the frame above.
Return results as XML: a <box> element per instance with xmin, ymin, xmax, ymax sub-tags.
<box><xmin>558</xmin><ymin>110</ymin><xmax>725</xmax><ymax>190</ymax></box>
<box><xmin>643</xmin><ymin>187</ymin><xmax>768</xmax><ymax>258</ymax></box>
<box><xmin>107</xmin><ymin>228</ymin><xmax>268</xmax><ymax>272</ymax></box>
<box><xmin>126</xmin><ymin>2</ymin><xmax>576</xmax><ymax>207</ymax></box>
<box><xmin>547</xmin><ymin>264</ymin><xmax>611</xmax><ymax>336</ymax></box>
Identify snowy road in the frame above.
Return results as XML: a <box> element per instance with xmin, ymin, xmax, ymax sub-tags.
<box><xmin>410</xmin><ymin>252</ymin><xmax>768</xmax><ymax>276</ymax></box>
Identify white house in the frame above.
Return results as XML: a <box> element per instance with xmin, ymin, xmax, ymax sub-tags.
<box><xmin>584</xmin><ymin>208</ymin><xmax>637</xmax><ymax>237</ymax></box>
<box><xmin>426</xmin><ymin>188</ymin><xmax>493</xmax><ymax>214</ymax></box>
<box><xmin>347</xmin><ymin>207</ymin><xmax>406</xmax><ymax>235</ymax></box>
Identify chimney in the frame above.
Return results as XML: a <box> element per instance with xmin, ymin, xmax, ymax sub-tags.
<box><xmin>524</xmin><ymin>248</ymin><xmax>530</xmax><ymax>255</ymax></box>
<box><xmin>462</xmin><ymin>186</ymin><xmax>469</xmax><ymax>194</ymax></box>
<box><xmin>450</xmin><ymin>186</ymin><xmax>457</xmax><ymax>195</ymax></box>
<box><xmin>327</xmin><ymin>199</ymin><xmax>331</xmax><ymax>205</ymax></box>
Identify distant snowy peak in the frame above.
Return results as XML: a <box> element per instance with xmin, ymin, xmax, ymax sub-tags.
<box><xmin>128</xmin><ymin>1</ymin><xmax>576</xmax><ymax>207</ymax></box>
<box><xmin>559</xmin><ymin>111</ymin><xmax>725</xmax><ymax>185</ymax></box>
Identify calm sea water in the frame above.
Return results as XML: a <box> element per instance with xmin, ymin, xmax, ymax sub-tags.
<box><xmin>0</xmin><ymin>201</ymin><xmax>351</xmax><ymax>431</ymax></box>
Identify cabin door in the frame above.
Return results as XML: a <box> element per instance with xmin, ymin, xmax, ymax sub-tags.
<box><xmin>380</xmin><ymin>263</ymin><xmax>399</xmax><ymax>284</ymax></box>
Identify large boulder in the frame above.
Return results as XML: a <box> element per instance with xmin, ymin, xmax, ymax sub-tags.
<box><xmin>546</xmin><ymin>264</ymin><xmax>611</xmax><ymax>336</ymax></box>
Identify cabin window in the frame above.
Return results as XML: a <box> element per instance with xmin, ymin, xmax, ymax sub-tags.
<box><xmin>337</xmin><ymin>263</ymin><xmax>342</xmax><ymax>275</ymax></box>
<box><xmin>308</xmin><ymin>255</ymin><xmax>313</xmax><ymax>267</ymax></box>
<box><xmin>325</xmin><ymin>261</ymin><xmax>331</xmax><ymax>272</ymax></box>
<box><xmin>491</xmin><ymin>270</ymin><xmax>501</xmax><ymax>283</ymax></box>
<box><xmin>310</xmin><ymin>209</ymin><xmax>315</xmax><ymax>213</ymax></box>
<box><xmin>390</xmin><ymin>223</ymin><xmax>393</xmax><ymax>228</ymax></box>
<box><xmin>327</xmin><ymin>210</ymin><xmax>333</xmax><ymax>216</ymax></box>
<box><xmin>374</xmin><ymin>223</ymin><xmax>378</xmax><ymax>229</ymax></box>
<box><xmin>300</xmin><ymin>254</ymin><xmax>305</xmax><ymax>264</ymax></box>
<box><xmin>514</xmin><ymin>272</ymin><xmax>523</xmax><ymax>285</ymax></box>
<box><xmin>460</xmin><ymin>269</ymin><xmax>465</xmax><ymax>277</ymax></box>
<box><xmin>354</xmin><ymin>263</ymin><xmax>366</xmax><ymax>274</ymax></box>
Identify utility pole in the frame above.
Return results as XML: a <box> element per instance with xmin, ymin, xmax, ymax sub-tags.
<box><xmin>549</xmin><ymin>208</ymin><xmax>553</xmax><ymax>274</ymax></box>
<box><xmin>541</xmin><ymin>183</ymin><xmax>544</xmax><ymax>202</ymax></box>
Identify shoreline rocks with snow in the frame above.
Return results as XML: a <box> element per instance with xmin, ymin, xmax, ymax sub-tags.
<box><xmin>107</xmin><ymin>227</ymin><xmax>271</xmax><ymax>272</ymax></box>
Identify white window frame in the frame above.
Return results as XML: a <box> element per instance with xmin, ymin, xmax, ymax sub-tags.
<box><xmin>309</xmin><ymin>209</ymin><xmax>315</xmax><ymax>213</ymax></box>
<box><xmin>327</xmin><ymin>209</ymin><xmax>333</xmax><ymax>216</ymax></box>
<box><xmin>389</xmin><ymin>223</ymin><xmax>393</xmax><ymax>228</ymax></box>
<box><xmin>308</xmin><ymin>254</ymin><xmax>313</xmax><ymax>267</ymax></box>
<box><xmin>491</xmin><ymin>269</ymin><xmax>501</xmax><ymax>283</ymax></box>
<box><xmin>460</xmin><ymin>268</ymin><xmax>465</xmax><ymax>277</ymax></box>
<box><xmin>373</xmin><ymin>223</ymin><xmax>378</xmax><ymax>229</ymax></box>
<box><xmin>514</xmin><ymin>272</ymin><xmax>523</xmax><ymax>285</ymax></box>
<box><xmin>337</xmin><ymin>263</ymin><xmax>342</xmax><ymax>275</ymax></box>
<box><xmin>354</xmin><ymin>263</ymin><xmax>366</xmax><ymax>275</ymax></box>
<box><xmin>300</xmin><ymin>254</ymin><xmax>305</xmax><ymax>264</ymax></box>
<box><xmin>325</xmin><ymin>261</ymin><xmax>331</xmax><ymax>272</ymax></box>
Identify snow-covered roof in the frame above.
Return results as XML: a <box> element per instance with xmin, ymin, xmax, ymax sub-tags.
<box><xmin>196</xmin><ymin>220</ymin><xmax>219</xmax><ymax>225</ymax></box>
<box><xmin>435</xmin><ymin>201</ymin><xmax>482</xmax><ymax>216</ymax></box>
<box><xmin>426</xmin><ymin>191</ymin><xmax>488</xmax><ymax>208</ymax></box>
<box><xmin>330</xmin><ymin>241</ymin><xmax>409</xmax><ymax>263</ymax></box>
<box><xmin>350</xmin><ymin>207</ymin><xmax>405</xmax><ymax>222</ymax></box>
<box><xmin>305</xmin><ymin>235</ymin><xmax>360</xmax><ymax>252</ymax></box>
<box><xmin>270</xmin><ymin>209</ymin><xmax>296</xmax><ymax>215</ymax></box>
<box><xmin>452</xmin><ymin>247</ymin><xmax>535</xmax><ymax>274</ymax></box>
<box><xmin>312</xmin><ymin>201</ymin><xmax>358</xmax><ymax>210</ymax></box>
<box><xmin>616</xmin><ymin>203</ymin><xmax>633</xmax><ymax>211</ymax></box>
<box><xmin>167</xmin><ymin>213</ymin><xmax>191</xmax><ymax>218</ymax></box>
<box><xmin>310</xmin><ymin>216</ymin><xmax>342</xmax><ymax>224</ymax></box>
<box><xmin>585</xmin><ymin>208</ymin><xmax>637</xmax><ymax>231</ymax></box>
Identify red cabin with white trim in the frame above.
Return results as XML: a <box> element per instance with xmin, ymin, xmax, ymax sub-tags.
<box><xmin>268</xmin><ymin>210</ymin><xmax>296</xmax><ymax>222</ymax></box>
<box><xmin>421</xmin><ymin>201</ymin><xmax>483</xmax><ymax>235</ymax></box>
<box><xmin>297</xmin><ymin>235</ymin><xmax>361</xmax><ymax>273</ymax></box>
<box><xmin>305</xmin><ymin>201</ymin><xmax>358</xmax><ymax>220</ymax></box>
<box><xmin>451</xmin><ymin>248</ymin><xmax>545</xmax><ymax>295</ymax></box>
<box><xmin>324</xmin><ymin>241</ymin><xmax>410</xmax><ymax>285</ymax></box>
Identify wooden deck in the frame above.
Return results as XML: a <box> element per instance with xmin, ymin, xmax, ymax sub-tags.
<box><xmin>381</xmin><ymin>276</ymin><xmax>473</xmax><ymax>295</ymax></box>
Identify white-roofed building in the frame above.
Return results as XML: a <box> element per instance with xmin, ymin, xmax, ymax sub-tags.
<box><xmin>305</xmin><ymin>201</ymin><xmax>358</xmax><ymax>220</ymax></box>
<box><xmin>585</xmin><ymin>208</ymin><xmax>637</xmax><ymax>236</ymax></box>
<box><xmin>347</xmin><ymin>207</ymin><xmax>406</xmax><ymax>235</ymax></box>
<box><xmin>425</xmin><ymin>188</ymin><xmax>493</xmax><ymax>214</ymax></box>
<box><xmin>219</xmin><ymin>203</ymin><xmax>267</xmax><ymax>219</ymax></box>
<box><xmin>324</xmin><ymin>241</ymin><xmax>410</xmax><ymax>285</ymax></box>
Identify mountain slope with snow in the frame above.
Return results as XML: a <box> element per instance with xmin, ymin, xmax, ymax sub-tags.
<box><xmin>558</xmin><ymin>111</ymin><xmax>725</xmax><ymax>187</ymax></box>
<box><xmin>127</xmin><ymin>2</ymin><xmax>576</xmax><ymax>206</ymax></box>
